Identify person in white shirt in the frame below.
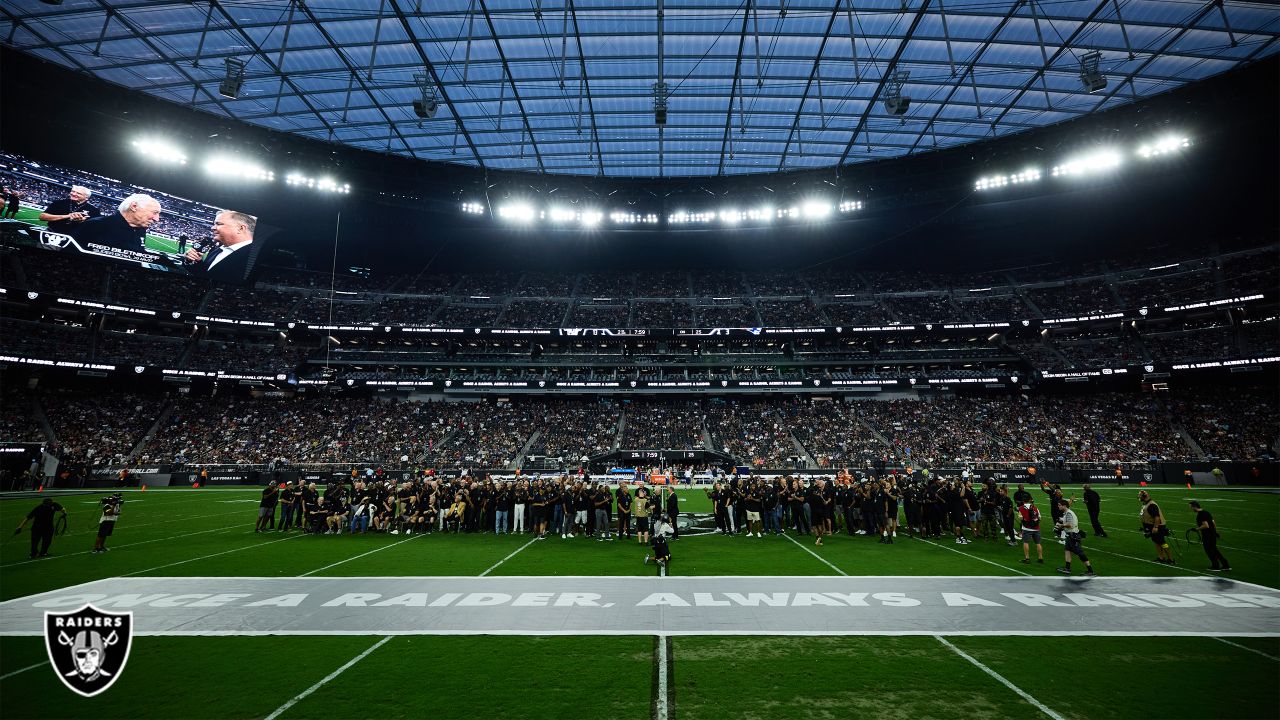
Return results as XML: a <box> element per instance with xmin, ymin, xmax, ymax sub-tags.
<box><xmin>1054</xmin><ymin>498</ymin><xmax>1096</xmax><ymax>576</ymax></box>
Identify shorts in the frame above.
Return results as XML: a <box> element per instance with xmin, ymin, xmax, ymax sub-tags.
<box><xmin>97</xmin><ymin>522</ymin><xmax>115</xmax><ymax>538</ymax></box>
<box><xmin>1022</xmin><ymin>529</ymin><xmax>1041</xmax><ymax>544</ymax></box>
<box><xmin>952</xmin><ymin>512</ymin><xmax>970</xmax><ymax>527</ymax></box>
<box><xmin>1151</xmin><ymin>527</ymin><xmax>1169</xmax><ymax>545</ymax></box>
<box><xmin>530</xmin><ymin>507</ymin><xmax>545</xmax><ymax>525</ymax></box>
<box><xmin>1066</xmin><ymin>535</ymin><xmax>1087</xmax><ymax>557</ymax></box>
<box><xmin>575</xmin><ymin>510</ymin><xmax>588</xmax><ymax>524</ymax></box>
<box><xmin>636</xmin><ymin>517</ymin><xmax>650</xmax><ymax>532</ymax></box>
<box><xmin>746</xmin><ymin>510</ymin><xmax>761</xmax><ymax>522</ymax></box>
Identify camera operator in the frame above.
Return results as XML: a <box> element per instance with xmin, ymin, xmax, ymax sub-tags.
<box><xmin>92</xmin><ymin>493</ymin><xmax>123</xmax><ymax>553</ymax></box>
<box><xmin>1189</xmin><ymin>501</ymin><xmax>1231</xmax><ymax>572</ymax></box>
<box><xmin>643</xmin><ymin>514</ymin><xmax>674</xmax><ymax>573</ymax></box>
<box><xmin>1081</xmin><ymin>483</ymin><xmax>1108</xmax><ymax>538</ymax></box>
<box><xmin>14</xmin><ymin>497</ymin><xmax>67</xmax><ymax>559</ymax></box>
<box><xmin>1054</xmin><ymin>498</ymin><xmax>1096</xmax><ymax>576</ymax></box>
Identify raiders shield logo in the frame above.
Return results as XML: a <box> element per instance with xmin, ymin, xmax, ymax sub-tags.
<box><xmin>44</xmin><ymin>605</ymin><xmax>132</xmax><ymax>697</ymax></box>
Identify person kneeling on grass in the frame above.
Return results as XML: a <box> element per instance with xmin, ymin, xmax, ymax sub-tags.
<box><xmin>644</xmin><ymin>515</ymin><xmax>673</xmax><ymax>573</ymax></box>
<box><xmin>1054</xmin><ymin>498</ymin><xmax>1095</xmax><ymax>576</ymax></box>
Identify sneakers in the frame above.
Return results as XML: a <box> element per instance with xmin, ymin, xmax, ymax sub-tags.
<box><xmin>561</xmin><ymin>534</ymin><xmax>567</xmax><ymax>539</ymax></box>
<box><xmin>643</xmin><ymin>555</ymin><xmax>651</xmax><ymax>565</ymax></box>
<box><xmin>1056</xmin><ymin>567</ymin><xmax>1072</xmax><ymax>575</ymax></box>
<box><xmin>1020</xmin><ymin>558</ymin><xmax>1030</xmax><ymax>564</ymax></box>
<box><xmin>1085</xmin><ymin>570</ymin><xmax>1097</xmax><ymax>576</ymax></box>
<box><xmin>892</xmin><ymin>530</ymin><xmax>897</xmax><ymax>538</ymax></box>
<box><xmin>1037</xmin><ymin>558</ymin><xmax>1044</xmax><ymax>564</ymax></box>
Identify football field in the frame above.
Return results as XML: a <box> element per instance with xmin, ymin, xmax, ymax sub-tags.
<box><xmin>0</xmin><ymin>485</ymin><xmax>1276</xmax><ymax>720</ymax></box>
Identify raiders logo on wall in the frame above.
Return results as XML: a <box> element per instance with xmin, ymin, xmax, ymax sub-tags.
<box><xmin>44</xmin><ymin>605</ymin><xmax>133</xmax><ymax>697</ymax></box>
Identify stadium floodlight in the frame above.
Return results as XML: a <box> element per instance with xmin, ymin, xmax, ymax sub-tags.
<box><xmin>131</xmin><ymin>138</ymin><xmax>187</xmax><ymax>165</ymax></box>
<box><xmin>204</xmin><ymin>156</ymin><xmax>273</xmax><ymax>181</ymax></box>
<box><xmin>219</xmin><ymin>58</ymin><xmax>247</xmax><ymax>99</ymax></box>
<box><xmin>668</xmin><ymin>211</ymin><xmax>714</xmax><ymax>224</ymax></box>
<box><xmin>974</xmin><ymin>168</ymin><xmax>1041</xmax><ymax>191</ymax></box>
<box><xmin>460</xmin><ymin>201</ymin><xmax>485</xmax><ymax>215</ymax></box>
<box><xmin>801</xmin><ymin>201</ymin><xmax>832</xmax><ymax>219</ymax></box>
<box><xmin>719</xmin><ymin>208</ymin><xmax>743</xmax><ymax>224</ymax></box>
<box><xmin>611</xmin><ymin>211</ymin><xmax>658</xmax><ymax>224</ymax></box>
<box><xmin>1051</xmin><ymin>150</ymin><xmax>1122</xmax><ymax>177</ymax></box>
<box><xmin>548</xmin><ymin>206</ymin><xmax>577</xmax><ymax>223</ymax></box>
<box><xmin>884</xmin><ymin>70</ymin><xmax>911</xmax><ymax>116</ymax></box>
<box><xmin>285</xmin><ymin>172</ymin><xmax>350</xmax><ymax>193</ymax></box>
<box><xmin>497</xmin><ymin>202</ymin><xmax>536</xmax><ymax>223</ymax></box>
<box><xmin>838</xmin><ymin>200</ymin><xmax>864</xmax><ymax>212</ymax></box>
<box><xmin>746</xmin><ymin>206</ymin><xmax>774</xmax><ymax>222</ymax></box>
<box><xmin>580</xmin><ymin>210</ymin><xmax>603</xmax><ymax>227</ymax></box>
<box><xmin>777</xmin><ymin>206</ymin><xmax>800</xmax><ymax>219</ymax></box>
<box><xmin>1136</xmin><ymin>135</ymin><xmax>1190</xmax><ymax>158</ymax></box>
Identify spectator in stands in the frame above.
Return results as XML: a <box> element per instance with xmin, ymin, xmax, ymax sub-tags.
<box><xmin>185</xmin><ymin>210</ymin><xmax>258</xmax><ymax>283</ymax></box>
<box><xmin>2</xmin><ymin>182</ymin><xmax>20</xmax><ymax>219</ymax></box>
<box><xmin>77</xmin><ymin>193</ymin><xmax>161</xmax><ymax>253</ymax></box>
<box><xmin>39</xmin><ymin>185</ymin><xmax>101</xmax><ymax>236</ymax></box>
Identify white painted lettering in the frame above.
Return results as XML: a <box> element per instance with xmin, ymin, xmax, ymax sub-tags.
<box><xmin>824</xmin><ymin>593</ymin><xmax>870</xmax><ymax>606</ymax></box>
<box><xmin>792</xmin><ymin>593</ymin><xmax>846</xmax><ymax>607</ymax></box>
<box><xmin>873</xmin><ymin>593</ymin><xmax>920</xmax><ymax>607</ymax></box>
<box><xmin>512</xmin><ymin>593</ymin><xmax>554</xmax><ymax>607</ymax></box>
<box><xmin>1001</xmin><ymin>593</ymin><xmax>1072</xmax><ymax>607</ymax></box>
<box><xmin>372</xmin><ymin>594</ymin><xmax>431</xmax><ymax>607</ymax></box>
<box><xmin>635</xmin><ymin>593</ymin><xmax>690</xmax><ymax>607</ymax></box>
<box><xmin>724</xmin><ymin>593</ymin><xmax>790</xmax><ymax>607</ymax></box>
<box><xmin>32</xmin><ymin>594</ymin><xmax>108</xmax><ymax>608</ymax></box>
<box><xmin>150</xmin><ymin>594</ymin><xmax>213</xmax><ymax>608</ymax></box>
<box><xmin>456</xmin><ymin>593</ymin><xmax>512</xmax><ymax>607</ymax></box>
<box><xmin>428</xmin><ymin>593</ymin><xmax>462</xmax><ymax>607</ymax></box>
<box><xmin>1185</xmin><ymin>594</ymin><xmax>1259</xmax><ymax>608</ymax></box>
<box><xmin>1063</xmin><ymin>594</ymin><xmax>1134</xmax><ymax>608</ymax></box>
<box><xmin>942</xmin><ymin>593</ymin><xmax>1003</xmax><ymax>607</ymax></box>
<box><xmin>188</xmin><ymin>593</ymin><xmax>252</xmax><ymax>608</ymax></box>
<box><xmin>554</xmin><ymin>593</ymin><xmax>602</xmax><ymax>607</ymax></box>
<box><xmin>245</xmin><ymin>594</ymin><xmax>308</xmax><ymax>607</ymax></box>
<box><xmin>322</xmin><ymin>593</ymin><xmax>382</xmax><ymax>607</ymax></box>
<box><xmin>694</xmin><ymin>593</ymin><xmax>730</xmax><ymax>607</ymax></box>
<box><xmin>1130</xmin><ymin>594</ymin><xmax>1205</xmax><ymax>608</ymax></box>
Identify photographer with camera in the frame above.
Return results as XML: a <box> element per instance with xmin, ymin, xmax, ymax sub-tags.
<box><xmin>14</xmin><ymin>498</ymin><xmax>68</xmax><ymax>559</ymax></box>
<box><xmin>1054</xmin><ymin>498</ymin><xmax>1096</xmax><ymax>576</ymax></box>
<box><xmin>1189</xmin><ymin>501</ymin><xmax>1231</xmax><ymax>572</ymax></box>
<box><xmin>92</xmin><ymin>493</ymin><xmax>123</xmax><ymax>553</ymax></box>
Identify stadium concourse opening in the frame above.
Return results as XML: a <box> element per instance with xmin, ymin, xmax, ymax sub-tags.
<box><xmin>0</xmin><ymin>6</ymin><xmax>1278</xmax><ymax>719</ymax></box>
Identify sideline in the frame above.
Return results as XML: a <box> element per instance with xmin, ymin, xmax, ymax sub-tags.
<box><xmin>935</xmin><ymin>635</ymin><xmax>1066</xmax><ymax>720</ymax></box>
<box><xmin>0</xmin><ymin>522</ymin><xmax>244</xmax><ymax>569</ymax></box>
<box><xmin>263</xmin><ymin>636</ymin><xmax>392</xmax><ymax>720</ymax></box>
<box><xmin>906</xmin><ymin>535</ymin><xmax>1033</xmax><ymax>576</ymax></box>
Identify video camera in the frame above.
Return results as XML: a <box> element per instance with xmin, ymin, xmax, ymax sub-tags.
<box><xmin>100</xmin><ymin>493</ymin><xmax>124</xmax><ymax>508</ymax></box>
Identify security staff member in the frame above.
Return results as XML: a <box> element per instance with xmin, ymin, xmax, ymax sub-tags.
<box><xmin>14</xmin><ymin>498</ymin><xmax>67</xmax><ymax>559</ymax></box>
<box><xmin>1081</xmin><ymin>483</ymin><xmax>1108</xmax><ymax>537</ymax></box>
<box><xmin>1189</xmin><ymin>501</ymin><xmax>1231</xmax><ymax>572</ymax></box>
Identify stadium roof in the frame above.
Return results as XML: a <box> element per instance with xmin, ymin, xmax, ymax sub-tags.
<box><xmin>3</xmin><ymin>1</ymin><xmax>1277</xmax><ymax>178</ymax></box>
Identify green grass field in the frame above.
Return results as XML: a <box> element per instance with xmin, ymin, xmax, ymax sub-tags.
<box><xmin>0</xmin><ymin>484</ymin><xmax>1276</xmax><ymax>720</ymax></box>
<box><xmin>9</xmin><ymin>206</ymin><xmax>183</xmax><ymax>254</ymax></box>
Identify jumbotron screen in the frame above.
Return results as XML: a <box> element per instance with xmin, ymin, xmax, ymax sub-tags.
<box><xmin>0</xmin><ymin>152</ymin><xmax>260</xmax><ymax>285</ymax></box>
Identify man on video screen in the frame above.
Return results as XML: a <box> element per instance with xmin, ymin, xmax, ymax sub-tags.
<box><xmin>38</xmin><ymin>185</ymin><xmax>101</xmax><ymax>237</ymax></box>
<box><xmin>75</xmin><ymin>193</ymin><xmax>160</xmax><ymax>253</ymax></box>
<box><xmin>184</xmin><ymin>210</ymin><xmax>258</xmax><ymax>283</ymax></box>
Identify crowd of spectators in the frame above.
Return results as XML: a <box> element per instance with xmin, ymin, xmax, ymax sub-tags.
<box><xmin>500</xmin><ymin>300</ymin><xmax>569</xmax><ymax>328</ymax></box>
<box><xmin>0</xmin><ymin>318</ymin><xmax>91</xmax><ymax>359</ymax></box>
<box><xmin>515</xmin><ymin>273</ymin><xmax>576</xmax><ymax>297</ymax></box>
<box><xmin>1168</xmin><ymin>387</ymin><xmax>1278</xmax><ymax>461</ymax></box>
<box><xmin>421</xmin><ymin>402</ymin><xmax>540</xmax><ymax>468</ymax></box>
<box><xmin>619</xmin><ymin>400</ymin><xmax>705</xmax><ymax>450</ymax></box>
<box><xmin>884</xmin><ymin>295</ymin><xmax>964</xmax><ymax>322</ymax></box>
<box><xmin>205</xmin><ymin>286</ymin><xmax>300</xmax><ymax>321</ymax></box>
<box><xmin>1051</xmin><ymin>333</ymin><xmax>1145</xmax><ymax>369</ymax></box>
<box><xmin>185</xmin><ymin>340</ymin><xmax>303</xmax><ymax>373</ymax></box>
<box><xmin>295</xmin><ymin>297</ymin><xmax>377</xmax><ymax>325</ymax></box>
<box><xmin>854</xmin><ymin>398</ymin><xmax>1013</xmax><ymax>466</ymax></box>
<box><xmin>696</xmin><ymin>305</ymin><xmax>759</xmax><ymax>327</ymax></box>
<box><xmin>142</xmin><ymin>396</ymin><xmax>462</xmax><ymax>466</ymax></box>
<box><xmin>0</xmin><ymin>388</ymin><xmax>43</xmax><ymax>443</ymax></box>
<box><xmin>1116</xmin><ymin>268</ymin><xmax>1215</xmax><ymax>309</ymax></box>
<box><xmin>93</xmin><ymin>331</ymin><xmax>185</xmax><ymax>366</ymax></box>
<box><xmin>790</xmin><ymin>401</ymin><xmax>885</xmax><ymax>469</ymax></box>
<box><xmin>756</xmin><ymin>300</ymin><xmax>826</xmax><ymax>326</ymax></box>
<box><xmin>107</xmin><ymin>264</ymin><xmax>208</xmax><ymax>309</ymax></box>
<box><xmin>41</xmin><ymin>390</ymin><xmax>164</xmax><ymax>466</ymax></box>
<box><xmin>376</xmin><ymin>297</ymin><xmax>443</xmax><ymax>325</ymax></box>
<box><xmin>705</xmin><ymin>399</ymin><xmax>804</xmax><ymax>467</ymax></box>
<box><xmin>433</xmin><ymin>304</ymin><xmax>502</xmax><ymax>327</ymax></box>
<box><xmin>1143</xmin><ymin>326</ymin><xmax>1237</xmax><ymax>363</ymax></box>
<box><xmin>1025</xmin><ymin>281</ymin><xmax>1120</xmax><ymax>318</ymax></box>
<box><xmin>631</xmin><ymin>301</ymin><xmax>691</xmax><ymax>327</ymax></box>
<box><xmin>821</xmin><ymin>302</ymin><xmax>896</xmax><ymax>327</ymax></box>
<box><xmin>528</xmin><ymin>400</ymin><xmax>622</xmax><ymax>461</ymax></box>
<box><xmin>954</xmin><ymin>294</ymin><xmax>1028</xmax><ymax>321</ymax></box>
<box><xmin>568</xmin><ymin>303</ymin><xmax>631</xmax><ymax>327</ymax></box>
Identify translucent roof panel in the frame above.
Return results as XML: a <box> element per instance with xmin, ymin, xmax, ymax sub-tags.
<box><xmin>3</xmin><ymin>0</ymin><xmax>1275</xmax><ymax>178</ymax></box>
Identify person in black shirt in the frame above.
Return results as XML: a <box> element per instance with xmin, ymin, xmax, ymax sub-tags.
<box><xmin>14</xmin><ymin>498</ymin><xmax>66</xmax><ymax>559</ymax></box>
<box><xmin>808</xmin><ymin>479</ymin><xmax>829</xmax><ymax>547</ymax></box>
<box><xmin>1189</xmin><ymin>501</ymin><xmax>1231</xmax><ymax>571</ymax></box>
<box><xmin>39</xmin><ymin>185</ymin><xmax>101</xmax><ymax>236</ymax></box>
<box><xmin>664</xmin><ymin>486</ymin><xmax>681</xmax><ymax>539</ymax></box>
<box><xmin>616</xmin><ymin>484</ymin><xmax>633</xmax><ymax>539</ymax></box>
<box><xmin>2</xmin><ymin>184</ymin><xmax>20</xmax><ymax>219</ymax></box>
<box><xmin>278</xmin><ymin>482</ymin><xmax>297</xmax><ymax>532</ymax></box>
<box><xmin>76</xmin><ymin>193</ymin><xmax>161</xmax><ymax>254</ymax></box>
<box><xmin>1081</xmin><ymin>484</ymin><xmax>1108</xmax><ymax>537</ymax></box>
<box><xmin>256</xmin><ymin>482</ymin><xmax>280</xmax><ymax>532</ymax></box>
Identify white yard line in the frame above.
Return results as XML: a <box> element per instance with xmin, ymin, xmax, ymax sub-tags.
<box><xmin>1213</xmin><ymin>637</ymin><xmax>1280</xmax><ymax>661</ymax></box>
<box><xmin>0</xmin><ymin>522</ymin><xmax>244</xmax><ymax>568</ymax></box>
<box><xmin>299</xmin><ymin>535</ymin><xmax>421</xmax><ymax>577</ymax></box>
<box><xmin>655</xmin><ymin>635</ymin><xmax>670</xmax><ymax>720</ymax></box>
<box><xmin>1084</xmin><ymin>546</ymin><xmax>1220</xmax><ymax>578</ymax></box>
<box><xmin>782</xmin><ymin>533</ymin><xmax>848</xmax><ymax>576</ymax></box>
<box><xmin>906</xmin><ymin>535</ymin><xmax>1033</xmax><ymax>577</ymax></box>
<box><xmin>0</xmin><ymin>660</ymin><xmax>49</xmax><ymax>682</ymax></box>
<box><xmin>119</xmin><ymin>534</ymin><xmax>302</xmax><ymax>577</ymax></box>
<box><xmin>935</xmin><ymin>636</ymin><xmax>1066</xmax><ymax>720</ymax></box>
<box><xmin>1100</xmin><ymin>524</ymin><xmax>1272</xmax><ymax>556</ymax></box>
<box><xmin>263</xmin><ymin>636</ymin><xmax>392</xmax><ymax>720</ymax></box>
<box><xmin>479</xmin><ymin>537</ymin><xmax>540</xmax><ymax>577</ymax></box>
